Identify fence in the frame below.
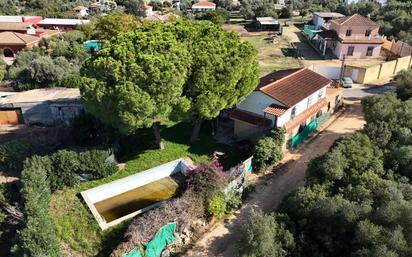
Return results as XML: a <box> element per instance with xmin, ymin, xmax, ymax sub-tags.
<box><xmin>383</xmin><ymin>38</ymin><xmax>412</xmax><ymax>57</ymax></box>
<box><xmin>343</xmin><ymin>55</ymin><xmax>412</xmax><ymax>84</ymax></box>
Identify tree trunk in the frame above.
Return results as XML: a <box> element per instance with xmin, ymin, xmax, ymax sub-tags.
<box><xmin>152</xmin><ymin>122</ymin><xmax>164</xmax><ymax>150</ymax></box>
<box><xmin>190</xmin><ymin>116</ymin><xmax>204</xmax><ymax>142</ymax></box>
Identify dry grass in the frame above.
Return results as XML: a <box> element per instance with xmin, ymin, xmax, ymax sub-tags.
<box><xmin>242</xmin><ymin>35</ymin><xmax>302</xmax><ymax>76</ymax></box>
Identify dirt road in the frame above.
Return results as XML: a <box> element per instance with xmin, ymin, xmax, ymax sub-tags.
<box><xmin>183</xmin><ymin>100</ymin><xmax>365</xmax><ymax>257</ymax></box>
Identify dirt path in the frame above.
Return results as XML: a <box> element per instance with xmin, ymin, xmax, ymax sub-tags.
<box><xmin>183</xmin><ymin>100</ymin><xmax>365</xmax><ymax>257</ymax></box>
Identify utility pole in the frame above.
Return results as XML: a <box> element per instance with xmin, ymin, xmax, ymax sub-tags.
<box><xmin>338</xmin><ymin>54</ymin><xmax>346</xmax><ymax>88</ymax></box>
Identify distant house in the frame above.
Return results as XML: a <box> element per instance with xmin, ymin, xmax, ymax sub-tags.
<box><xmin>230</xmin><ymin>68</ymin><xmax>341</xmax><ymax>142</ymax></box>
<box><xmin>73</xmin><ymin>6</ymin><xmax>89</xmax><ymax>17</ymax></box>
<box><xmin>0</xmin><ymin>32</ymin><xmax>40</xmax><ymax>57</ymax></box>
<box><xmin>255</xmin><ymin>17</ymin><xmax>282</xmax><ymax>34</ymax></box>
<box><xmin>0</xmin><ymin>88</ymin><xmax>82</xmax><ymax>126</ymax></box>
<box><xmin>191</xmin><ymin>1</ymin><xmax>216</xmax><ymax>12</ymax></box>
<box><xmin>312</xmin><ymin>12</ymin><xmax>345</xmax><ymax>28</ymax></box>
<box><xmin>37</xmin><ymin>18</ymin><xmax>90</xmax><ymax>31</ymax></box>
<box><xmin>0</xmin><ymin>15</ymin><xmax>43</xmax><ymax>24</ymax></box>
<box><xmin>306</xmin><ymin>14</ymin><xmax>384</xmax><ymax>59</ymax></box>
<box><xmin>0</xmin><ymin>22</ymin><xmax>38</xmax><ymax>35</ymax></box>
<box><xmin>325</xmin><ymin>14</ymin><xmax>384</xmax><ymax>59</ymax></box>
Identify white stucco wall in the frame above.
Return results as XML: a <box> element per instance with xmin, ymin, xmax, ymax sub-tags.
<box><xmin>313</xmin><ymin>15</ymin><xmax>324</xmax><ymax>27</ymax></box>
<box><xmin>277</xmin><ymin>86</ymin><xmax>327</xmax><ymax>127</ymax></box>
<box><xmin>237</xmin><ymin>91</ymin><xmax>285</xmax><ymax>123</ymax></box>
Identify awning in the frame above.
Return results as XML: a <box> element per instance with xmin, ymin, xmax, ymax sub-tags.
<box><xmin>230</xmin><ymin>109</ymin><xmax>272</xmax><ymax>127</ymax></box>
<box><xmin>284</xmin><ymin>98</ymin><xmax>327</xmax><ymax>133</ymax></box>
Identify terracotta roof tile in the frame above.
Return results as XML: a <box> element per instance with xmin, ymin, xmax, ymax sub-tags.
<box><xmin>284</xmin><ymin>98</ymin><xmax>327</xmax><ymax>133</ymax></box>
<box><xmin>192</xmin><ymin>1</ymin><xmax>216</xmax><ymax>7</ymax></box>
<box><xmin>331</xmin><ymin>14</ymin><xmax>379</xmax><ymax>28</ymax></box>
<box><xmin>259</xmin><ymin>68</ymin><xmax>331</xmax><ymax>107</ymax></box>
<box><xmin>230</xmin><ymin>109</ymin><xmax>272</xmax><ymax>126</ymax></box>
<box><xmin>263</xmin><ymin>104</ymin><xmax>288</xmax><ymax>116</ymax></box>
<box><xmin>0</xmin><ymin>22</ymin><xmax>33</xmax><ymax>31</ymax></box>
<box><xmin>0</xmin><ymin>32</ymin><xmax>39</xmax><ymax>45</ymax></box>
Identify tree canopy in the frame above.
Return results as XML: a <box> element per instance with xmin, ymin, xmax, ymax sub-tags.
<box><xmin>80</xmin><ymin>20</ymin><xmax>259</xmax><ymax>146</ymax></box>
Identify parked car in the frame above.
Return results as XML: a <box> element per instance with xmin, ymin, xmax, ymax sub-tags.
<box><xmin>340</xmin><ymin>77</ymin><xmax>353</xmax><ymax>88</ymax></box>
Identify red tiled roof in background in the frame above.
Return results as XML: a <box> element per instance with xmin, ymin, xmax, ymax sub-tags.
<box><xmin>0</xmin><ymin>32</ymin><xmax>39</xmax><ymax>45</ymax></box>
<box><xmin>284</xmin><ymin>98</ymin><xmax>327</xmax><ymax>133</ymax></box>
<box><xmin>229</xmin><ymin>109</ymin><xmax>272</xmax><ymax>127</ymax></box>
<box><xmin>192</xmin><ymin>1</ymin><xmax>216</xmax><ymax>7</ymax></box>
<box><xmin>331</xmin><ymin>14</ymin><xmax>379</xmax><ymax>28</ymax></box>
<box><xmin>263</xmin><ymin>104</ymin><xmax>288</xmax><ymax>116</ymax></box>
<box><xmin>259</xmin><ymin>68</ymin><xmax>331</xmax><ymax>107</ymax></box>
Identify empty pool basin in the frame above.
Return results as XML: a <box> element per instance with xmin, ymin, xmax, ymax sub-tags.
<box><xmin>81</xmin><ymin>158</ymin><xmax>193</xmax><ymax>229</ymax></box>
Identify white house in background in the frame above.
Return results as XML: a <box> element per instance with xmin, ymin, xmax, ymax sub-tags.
<box><xmin>312</xmin><ymin>12</ymin><xmax>345</xmax><ymax>28</ymax></box>
<box><xmin>230</xmin><ymin>68</ymin><xmax>338</xmax><ymax>140</ymax></box>
<box><xmin>191</xmin><ymin>1</ymin><xmax>216</xmax><ymax>12</ymax></box>
<box><xmin>73</xmin><ymin>6</ymin><xmax>89</xmax><ymax>17</ymax></box>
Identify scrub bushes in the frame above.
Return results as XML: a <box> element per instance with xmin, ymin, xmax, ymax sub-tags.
<box><xmin>0</xmin><ymin>139</ymin><xmax>35</xmax><ymax>173</ymax></box>
<box><xmin>24</xmin><ymin>148</ymin><xmax>116</xmax><ymax>191</ymax></box>
<box><xmin>12</xmin><ymin>156</ymin><xmax>61</xmax><ymax>257</ymax></box>
<box><xmin>240</xmin><ymin>210</ymin><xmax>294</xmax><ymax>257</ymax></box>
<box><xmin>207</xmin><ymin>192</ymin><xmax>227</xmax><ymax>218</ymax></box>
<box><xmin>253</xmin><ymin>127</ymin><xmax>285</xmax><ymax>172</ymax></box>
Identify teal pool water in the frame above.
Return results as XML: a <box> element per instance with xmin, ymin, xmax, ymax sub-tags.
<box><xmin>84</xmin><ymin>40</ymin><xmax>101</xmax><ymax>52</ymax></box>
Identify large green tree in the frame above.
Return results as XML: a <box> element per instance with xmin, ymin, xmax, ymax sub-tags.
<box><xmin>169</xmin><ymin>21</ymin><xmax>259</xmax><ymax>141</ymax></box>
<box><xmin>80</xmin><ymin>27</ymin><xmax>191</xmax><ymax>149</ymax></box>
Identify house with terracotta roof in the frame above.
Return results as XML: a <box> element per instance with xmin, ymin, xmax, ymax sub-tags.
<box><xmin>191</xmin><ymin>1</ymin><xmax>216</xmax><ymax>12</ymax></box>
<box><xmin>230</xmin><ymin>68</ymin><xmax>341</xmax><ymax>142</ymax></box>
<box><xmin>315</xmin><ymin>14</ymin><xmax>384</xmax><ymax>59</ymax></box>
<box><xmin>0</xmin><ymin>32</ymin><xmax>40</xmax><ymax>57</ymax></box>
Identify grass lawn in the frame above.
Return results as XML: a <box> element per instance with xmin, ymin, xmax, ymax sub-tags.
<box><xmin>242</xmin><ymin>35</ymin><xmax>302</xmax><ymax>76</ymax></box>
<box><xmin>49</xmin><ymin>121</ymin><xmax>241</xmax><ymax>257</ymax></box>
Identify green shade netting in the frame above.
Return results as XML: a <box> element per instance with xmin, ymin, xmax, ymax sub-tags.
<box><xmin>291</xmin><ymin>119</ymin><xmax>318</xmax><ymax>149</ymax></box>
<box><xmin>144</xmin><ymin>222</ymin><xmax>177</xmax><ymax>257</ymax></box>
<box><xmin>123</xmin><ymin>248</ymin><xmax>143</xmax><ymax>257</ymax></box>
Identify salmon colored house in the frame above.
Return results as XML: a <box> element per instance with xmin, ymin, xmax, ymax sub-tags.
<box><xmin>0</xmin><ymin>32</ymin><xmax>40</xmax><ymax>57</ymax></box>
<box><xmin>317</xmin><ymin>14</ymin><xmax>384</xmax><ymax>59</ymax></box>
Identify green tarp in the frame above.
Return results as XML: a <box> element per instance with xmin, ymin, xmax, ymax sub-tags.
<box><xmin>123</xmin><ymin>223</ymin><xmax>177</xmax><ymax>257</ymax></box>
<box><xmin>123</xmin><ymin>248</ymin><xmax>143</xmax><ymax>257</ymax></box>
<box><xmin>291</xmin><ymin>119</ymin><xmax>318</xmax><ymax>149</ymax></box>
<box><xmin>144</xmin><ymin>223</ymin><xmax>177</xmax><ymax>257</ymax></box>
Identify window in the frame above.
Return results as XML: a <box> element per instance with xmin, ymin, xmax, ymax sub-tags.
<box><xmin>366</xmin><ymin>46</ymin><xmax>374</xmax><ymax>56</ymax></box>
<box><xmin>346</xmin><ymin>29</ymin><xmax>352</xmax><ymax>36</ymax></box>
<box><xmin>365</xmin><ymin>29</ymin><xmax>371</xmax><ymax>37</ymax></box>
<box><xmin>318</xmin><ymin>89</ymin><xmax>324</xmax><ymax>99</ymax></box>
<box><xmin>307</xmin><ymin>95</ymin><xmax>314</xmax><ymax>107</ymax></box>
<box><xmin>347</xmin><ymin>46</ymin><xmax>355</xmax><ymax>56</ymax></box>
<box><xmin>316</xmin><ymin>110</ymin><xmax>323</xmax><ymax>118</ymax></box>
<box><xmin>291</xmin><ymin>107</ymin><xmax>296</xmax><ymax>119</ymax></box>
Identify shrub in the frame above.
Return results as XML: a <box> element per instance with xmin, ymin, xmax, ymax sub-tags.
<box><xmin>240</xmin><ymin>210</ymin><xmax>294</xmax><ymax>257</ymax></box>
<box><xmin>13</xmin><ymin>156</ymin><xmax>61</xmax><ymax>257</ymax></box>
<box><xmin>225</xmin><ymin>188</ymin><xmax>243</xmax><ymax>213</ymax></box>
<box><xmin>50</xmin><ymin>150</ymin><xmax>81</xmax><ymax>191</ymax></box>
<box><xmin>78</xmin><ymin>149</ymin><xmax>117</xmax><ymax>179</ymax></box>
<box><xmin>270</xmin><ymin>127</ymin><xmax>286</xmax><ymax>145</ymax></box>
<box><xmin>207</xmin><ymin>192</ymin><xmax>227</xmax><ymax>218</ymax></box>
<box><xmin>0</xmin><ymin>139</ymin><xmax>34</xmax><ymax>173</ymax></box>
<box><xmin>24</xmin><ymin>149</ymin><xmax>116</xmax><ymax>192</ymax></box>
<box><xmin>254</xmin><ymin>137</ymin><xmax>284</xmax><ymax>172</ymax></box>
<box><xmin>187</xmin><ymin>160</ymin><xmax>227</xmax><ymax>203</ymax></box>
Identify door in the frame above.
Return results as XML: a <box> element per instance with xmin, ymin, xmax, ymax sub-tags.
<box><xmin>351</xmin><ymin>69</ymin><xmax>359</xmax><ymax>83</ymax></box>
<box><xmin>0</xmin><ymin>109</ymin><xmax>23</xmax><ymax>125</ymax></box>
